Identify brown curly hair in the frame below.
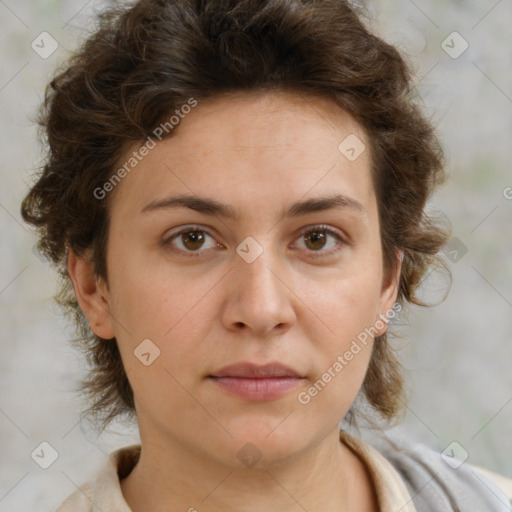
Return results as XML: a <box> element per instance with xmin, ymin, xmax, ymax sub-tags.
<box><xmin>21</xmin><ymin>0</ymin><xmax>451</xmax><ymax>434</ymax></box>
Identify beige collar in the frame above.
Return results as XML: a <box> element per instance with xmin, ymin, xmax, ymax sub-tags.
<box><xmin>340</xmin><ymin>430</ymin><xmax>417</xmax><ymax>512</ymax></box>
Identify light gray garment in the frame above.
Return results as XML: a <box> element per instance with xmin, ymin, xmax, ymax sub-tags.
<box><xmin>368</xmin><ymin>433</ymin><xmax>512</xmax><ymax>511</ymax></box>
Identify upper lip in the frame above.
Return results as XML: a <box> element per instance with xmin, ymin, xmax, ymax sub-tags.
<box><xmin>209</xmin><ymin>362</ymin><xmax>303</xmax><ymax>378</ymax></box>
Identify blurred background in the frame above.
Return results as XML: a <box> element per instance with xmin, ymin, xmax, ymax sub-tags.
<box><xmin>1</xmin><ymin>0</ymin><xmax>511</xmax><ymax>510</ymax></box>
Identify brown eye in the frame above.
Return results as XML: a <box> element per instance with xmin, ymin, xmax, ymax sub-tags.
<box><xmin>295</xmin><ymin>225</ymin><xmax>345</xmax><ymax>256</ymax></box>
<box><xmin>181</xmin><ymin>230</ymin><xmax>206</xmax><ymax>251</ymax></box>
<box><xmin>304</xmin><ymin>230</ymin><xmax>328</xmax><ymax>251</ymax></box>
<box><xmin>163</xmin><ymin>226</ymin><xmax>219</xmax><ymax>256</ymax></box>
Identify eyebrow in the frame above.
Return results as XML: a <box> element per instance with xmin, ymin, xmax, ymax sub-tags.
<box><xmin>141</xmin><ymin>193</ymin><xmax>367</xmax><ymax>220</ymax></box>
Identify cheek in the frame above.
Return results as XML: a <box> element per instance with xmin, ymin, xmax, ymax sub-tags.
<box><xmin>313</xmin><ymin>272</ymin><xmax>382</xmax><ymax>338</ymax></box>
<box><xmin>106</xmin><ymin>264</ymin><xmax>221</xmax><ymax>409</ymax></box>
<box><xmin>107</xmin><ymin>247</ymin><xmax>218</xmax><ymax>339</ymax></box>
<box><xmin>305</xmin><ymin>273</ymin><xmax>382</xmax><ymax>384</ymax></box>
<box><xmin>300</xmin><ymin>290</ymin><xmax>376</xmax><ymax>417</ymax></box>
<box><xmin>123</xmin><ymin>356</ymin><xmax>201</xmax><ymax>434</ymax></box>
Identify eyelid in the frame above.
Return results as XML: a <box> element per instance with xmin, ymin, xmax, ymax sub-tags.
<box><xmin>162</xmin><ymin>223</ymin><xmax>347</xmax><ymax>257</ymax></box>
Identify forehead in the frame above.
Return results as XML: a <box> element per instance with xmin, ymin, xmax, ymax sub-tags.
<box><xmin>108</xmin><ymin>90</ymin><xmax>375</xmax><ymax>222</ymax></box>
<box><xmin>172</xmin><ymin>90</ymin><xmax>368</xmax><ymax>158</ymax></box>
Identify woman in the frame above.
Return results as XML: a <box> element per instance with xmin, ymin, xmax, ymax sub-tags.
<box><xmin>21</xmin><ymin>0</ymin><xmax>512</xmax><ymax>510</ymax></box>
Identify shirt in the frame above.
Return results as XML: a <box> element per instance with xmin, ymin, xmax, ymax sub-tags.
<box><xmin>55</xmin><ymin>430</ymin><xmax>512</xmax><ymax>511</ymax></box>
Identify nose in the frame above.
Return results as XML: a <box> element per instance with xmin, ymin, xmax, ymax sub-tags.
<box><xmin>221</xmin><ymin>244</ymin><xmax>296</xmax><ymax>337</ymax></box>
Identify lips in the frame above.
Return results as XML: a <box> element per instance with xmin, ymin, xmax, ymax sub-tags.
<box><xmin>209</xmin><ymin>362</ymin><xmax>303</xmax><ymax>379</ymax></box>
<box><xmin>208</xmin><ymin>362</ymin><xmax>305</xmax><ymax>401</ymax></box>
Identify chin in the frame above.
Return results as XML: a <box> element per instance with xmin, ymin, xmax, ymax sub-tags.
<box><xmin>218</xmin><ymin>420</ymin><xmax>313</xmax><ymax>467</ymax></box>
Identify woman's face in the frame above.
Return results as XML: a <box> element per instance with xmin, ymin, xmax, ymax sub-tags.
<box><xmin>88</xmin><ymin>91</ymin><xmax>400</xmax><ymax>467</ymax></box>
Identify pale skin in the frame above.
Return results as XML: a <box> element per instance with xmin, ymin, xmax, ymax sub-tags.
<box><xmin>68</xmin><ymin>90</ymin><xmax>402</xmax><ymax>512</ymax></box>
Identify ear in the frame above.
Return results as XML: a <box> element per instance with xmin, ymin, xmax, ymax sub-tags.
<box><xmin>373</xmin><ymin>249</ymin><xmax>403</xmax><ymax>337</ymax></box>
<box><xmin>67</xmin><ymin>248</ymin><xmax>116</xmax><ymax>339</ymax></box>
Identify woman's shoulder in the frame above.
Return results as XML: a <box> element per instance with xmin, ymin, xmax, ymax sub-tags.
<box><xmin>365</xmin><ymin>431</ymin><xmax>512</xmax><ymax>511</ymax></box>
<box><xmin>54</xmin><ymin>444</ymin><xmax>140</xmax><ymax>512</ymax></box>
<box><xmin>472</xmin><ymin>465</ymin><xmax>512</xmax><ymax>500</ymax></box>
<box><xmin>55</xmin><ymin>481</ymin><xmax>96</xmax><ymax>511</ymax></box>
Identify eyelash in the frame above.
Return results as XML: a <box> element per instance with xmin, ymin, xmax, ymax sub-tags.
<box><xmin>162</xmin><ymin>224</ymin><xmax>347</xmax><ymax>259</ymax></box>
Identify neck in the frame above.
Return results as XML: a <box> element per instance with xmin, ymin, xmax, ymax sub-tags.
<box><xmin>120</xmin><ymin>427</ymin><xmax>378</xmax><ymax>512</ymax></box>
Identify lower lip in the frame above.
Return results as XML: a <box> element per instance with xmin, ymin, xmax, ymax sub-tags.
<box><xmin>209</xmin><ymin>376</ymin><xmax>303</xmax><ymax>400</ymax></box>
